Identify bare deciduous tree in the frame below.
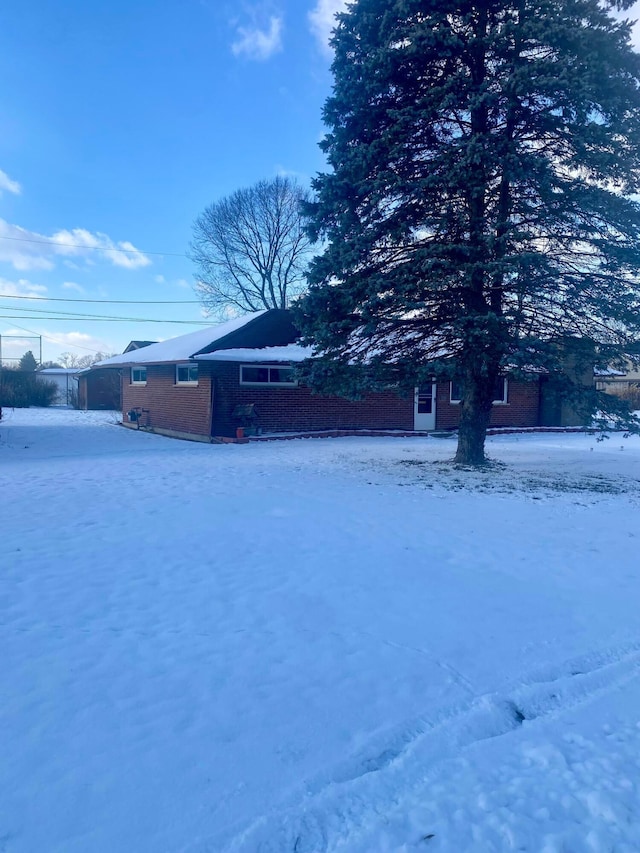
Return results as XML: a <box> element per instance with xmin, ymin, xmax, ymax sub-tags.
<box><xmin>59</xmin><ymin>351</ymin><xmax>116</xmax><ymax>369</ymax></box>
<box><xmin>189</xmin><ymin>176</ymin><xmax>314</xmax><ymax>316</ymax></box>
<box><xmin>58</xmin><ymin>352</ymin><xmax>81</xmax><ymax>368</ymax></box>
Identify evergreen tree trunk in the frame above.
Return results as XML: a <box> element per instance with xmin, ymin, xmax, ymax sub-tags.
<box><xmin>454</xmin><ymin>380</ymin><xmax>494</xmax><ymax>465</ymax></box>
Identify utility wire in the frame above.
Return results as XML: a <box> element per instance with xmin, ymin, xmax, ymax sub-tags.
<box><xmin>0</xmin><ymin>293</ymin><xmax>200</xmax><ymax>304</ymax></box>
<box><xmin>0</xmin><ymin>302</ymin><xmax>208</xmax><ymax>322</ymax></box>
<box><xmin>0</xmin><ymin>233</ymin><xmax>187</xmax><ymax>258</ymax></box>
<box><xmin>0</xmin><ymin>315</ymin><xmax>216</xmax><ymax>324</ymax></box>
<box><xmin>0</xmin><ymin>319</ymin><xmax>108</xmax><ymax>354</ymax></box>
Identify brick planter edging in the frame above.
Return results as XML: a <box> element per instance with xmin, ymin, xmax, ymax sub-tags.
<box><xmin>244</xmin><ymin>426</ymin><xmax>595</xmax><ymax>443</ymax></box>
<box><xmin>485</xmin><ymin>426</ymin><xmax>593</xmax><ymax>436</ymax></box>
<box><xmin>246</xmin><ymin>429</ymin><xmax>432</xmax><ymax>442</ymax></box>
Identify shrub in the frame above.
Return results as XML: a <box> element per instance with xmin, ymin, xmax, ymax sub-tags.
<box><xmin>0</xmin><ymin>370</ymin><xmax>59</xmax><ymax>408</ymax></box>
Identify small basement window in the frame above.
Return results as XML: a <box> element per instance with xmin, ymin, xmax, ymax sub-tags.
<box><xmin>176</xmin><ymin>364</ymin><xmax>198</xmax><ymax>385</ymax></box>
<box><xmin>131</xmin><ymin>367</ymin><xmax>147</xmax><ymax>385</ymax></box>
<box><xmin>450</xmin><ymin>377</ymin><xmax>508</xmax><ymax>404</ymax></box>
<box><xmin>240</xmin><ymin>365</ymin><xmax>297</xmax><ymax>386</ymax></box>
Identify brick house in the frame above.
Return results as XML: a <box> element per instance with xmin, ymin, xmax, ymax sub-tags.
<box><xmin>96</xmin><ymin>309</ymin><xmax>589</xmax><ymax>441</ymax></box>
<box><xmin>76</xmin><ymin>367</ymin><xmax>122</xmax><ymax>410</ymax></box>
<box><xmin>76</xmin><ymin>341</ymin><xmax>157</xmax><ymax>411</ymax></box>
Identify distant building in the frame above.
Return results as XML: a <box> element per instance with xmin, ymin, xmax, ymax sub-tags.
<box><xmin>595</xmin><ymin>360</ymin><xmax>640</xmax><ymax>394</ymax></box>
<box><xmin>36</xmin><ymin>368</ymin><xmax>82</xmax><ymax>406</ymax></box>
<box><xmin>76</xmin><ymin>341</ymin><xmax>156</xmax><ymax>410</ymax></box>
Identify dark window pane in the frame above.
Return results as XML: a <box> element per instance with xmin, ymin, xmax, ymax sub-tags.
<box><xmin>451</xmin><ymin>377</ymin><xmax>506</xmax><ymax>402</ymax></box>
<box><xmin>493</xmin><ymin>377</ymin><xmax>506</xmax><ymax>402</ymax></box>
<box><xmin>269</xmin><ymin>367</ymin><xmax>294</xmax><ymax>384</ymax></box>
<box><xmin>242</xmin><ymin>366</ymin><xmax>269</xmax><ymax>383</ymax></box>
<box><xmin>450</xmin><ymin>380</ymin><xmax>463</xmax><ymax>402</ymax></box>
<box><xmin>417</xmin><ymin>387</ymin><xmax>432</xmax><ymax>413</ymax></box>
<box><xmin>177</xmin><ymin>364</ymin><xmax>197</xmax><ymax>383</ymax></box>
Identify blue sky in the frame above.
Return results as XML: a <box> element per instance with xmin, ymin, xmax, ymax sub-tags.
<box><xmin>0</xmin><ymin>0</ymin><xmax>346</xmax><ymax>362</ymax></box>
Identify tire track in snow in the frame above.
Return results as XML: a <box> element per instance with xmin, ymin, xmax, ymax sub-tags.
<box><xmin>218</xmin><ymin>642</ymin><xmax>640</xmax><ymax>853</ymax></box>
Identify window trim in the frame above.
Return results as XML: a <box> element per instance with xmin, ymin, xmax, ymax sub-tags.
<box><xmin>450</xmin><ymin>378</ymin><xmax>508</xmax><ymax>405</ymax></box>
<box><xmin>130</xmin><ymin>366</ymin><xmax>147</xmax><ymax>385</ymax></box>
<box><xmin>239</xmin><ymin>364</ymin><xmax>298</xmax><ymax>387</ymax></box>
<box><xmin>175</xmin><ymin>363</ymin><xmax>199</xmax><ymax>385</ymax></box>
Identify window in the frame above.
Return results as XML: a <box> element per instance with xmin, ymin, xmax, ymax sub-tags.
<box><xmin>240</xmin><ymin>365</ymin><xmax>297</xmax><ymax>386</ymax></box>
<box><xmin>416</xmin><ymin>385</ymin><xmax>433</xmax><ymax>414</ymax></box>
<box><xmin>450</xmin><ymin>377</ymin><xmax>508</xmax><ymax>404</ymax></box>
<box><xmin>176</xmin><ymin>364</ymin><xmax>198</xmax><ymax>384</ymax></box>
<box><xmin>131</xmin><ymin>367</ymin><xmax>147</xmax><ymax>385</ymax></box>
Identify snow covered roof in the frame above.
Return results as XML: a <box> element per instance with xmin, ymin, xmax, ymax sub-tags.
<box><xmin>96</xmin><ymin>311</ymin><xmax>268</xmax><ymax>366</ymax></box>
<box><xmin>123</xmin><ymin>340</ymin><xmax>157</xmax><ymax>353</ymax></box>
<box><xmin>594</xmin><ymin>367</ymin><xmax>627</xmax><ymax>377</ymax></box>
<box><xmin>195</xmin><ymin>344</ymin><xmax>314</xmax><ymax>363</ymax></box>
<box><xmin>37</xmin><ymin>368</ymin><xmax>83</xmax><ymax>375</ymax></box>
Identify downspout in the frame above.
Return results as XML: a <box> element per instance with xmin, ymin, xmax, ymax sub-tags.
<box><xmin>209</xmin><ymin>368</ymin><xmax>216</xmax><ymax>440</ymax></box>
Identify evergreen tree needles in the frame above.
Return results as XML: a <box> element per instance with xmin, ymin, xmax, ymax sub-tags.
<box><xmin>296</xmin><ymin>0</ymin><xmax>640</xmax><ymax>464</ymax></box>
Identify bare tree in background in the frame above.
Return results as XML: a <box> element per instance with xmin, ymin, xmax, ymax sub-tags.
<box><xmin>58</xmin><ymin>352</ymin><xmax>81</xmax><ymax>368</ymax></box>
<box><xmin>59</xmin><ymin>351</ymin><xmax>116</xmax><ymax>368</ymax></box>
<box><xmin>190</xmin><ymin>176</ymin><xmax>314</xmax><ymax>316</ymax></box>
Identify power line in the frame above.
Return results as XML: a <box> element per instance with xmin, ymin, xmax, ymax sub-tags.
<box><xmin>0</xmin><ymin>315</ymin><xmax>216</xmax><ymax>324</ymax></box>
<box><xmin>0</xmin><ymin>233</ymin><xmax>187</xmax><ymax>258</ymax></box>
<box><xmin>0</xmin><ymin>293</ymin><xmax>200</xmax><ymax>304</ymax></box>
<box><xmin>0</xmin><ymin>302</ymin><xmax>207</xmax><ymax>322</ymax></box>
<box><xmin>0</xmin><ymin>319</ymin><xmax>106</xmax><ymax>354</ymax></box>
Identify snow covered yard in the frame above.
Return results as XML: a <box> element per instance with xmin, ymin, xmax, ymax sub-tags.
<box><xmin>1</xmin><ymin>407</ymin><xmax>640</xmax><ymax>853</ymax></box>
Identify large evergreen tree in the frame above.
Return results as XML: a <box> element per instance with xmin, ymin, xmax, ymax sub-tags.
<box><xmin>297</xmin><ymin>0</ymin><xmax>640</xmax><ymax>464</ymax></box>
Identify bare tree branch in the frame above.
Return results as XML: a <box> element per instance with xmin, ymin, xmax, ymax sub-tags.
<box><xmin>189</xmin><ymin>176</ymin><xmax>315</xmax><ymax>317</ymax></box>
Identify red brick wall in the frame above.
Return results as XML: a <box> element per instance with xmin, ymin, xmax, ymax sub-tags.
<box><xmin>86</xmin><ymin>369</ymin><xmax>121</xmax><ymax>410</ymax></box>
<box><xmin>209</xmin><ymin>362</ymin><xmax>414</xmax><ymax>436</ymax></box>
<box><xmin>435</xmin><ymin>378</ymin><xmax>541</xmax><ymax>430</ymax></box>
<box><xmin>121</xmin><ymin>362</ymin><xmax>543</xmax><ymax>438</ymax></box>
<box><xmin>122</xmin><ymin>364</ymin><xmax>213</xmax><ymax>436</ymax></box>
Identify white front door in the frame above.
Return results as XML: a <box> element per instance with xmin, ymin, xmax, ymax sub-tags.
<box><xmin>414</xmin><ymin>383</ymin><xmax>436</xmax><ymax>430</ymax></box>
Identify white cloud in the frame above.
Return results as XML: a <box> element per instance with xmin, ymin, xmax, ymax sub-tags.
<box><xmin>0</xmin><ymin>276</ymin><xmax>48</xmax><ymax>298</ymax></box>
<box><xmin>156</xmin><ymin>273</ymin><xmax>189</xmax><ymax>289</ymax></box>
<box><xmin>275</xmin><ymin>164</ymin><xmax>309</xmax><ymax>183</ymax></box>
<box><xmin>0</xmin><ymin>332</ymin><xmax>38</xmax><ymax>360</ymax></box>
<box><xmin>232</xmin><ymin>15</ymin><xmax>283</xmax><ymax>60</ymax></box>
<box><xmin>42</xmin><ymin>330</ymin><xmax>116</xmax><ymax>361</ymax></box>
<box><xmin>62</xmin><ymin>281</ymin><xmax>85</xmax><ymax>293</ymax></box>
<box><xmin>308</xmin><ymin>0</ymin><xmax>347</xmax><ymax>54</ymax></box>
<box><xmin>0</xmin><ymin>219</ymin><xmax>55</xmax><ymax>271</ymax></box>
<box><xmin>0</xmin><ymin>328</ymin><xmax>115</xmax><ymax>360</ymax></box>
<box><xmin>43</xmin><ymin>330</ymin><xmax>109</xmax><ymax>350</ymax></box>
<box><xmin>0</xmin><ymin>169</ymin><xmax>21</xmax><ymax>196</ymax></box>
<box><xmin>51</xmin><ymin>229</ymin><xmax>152</xmax><ymax>270</ymax></box>
<box><xmin>0</xmin><ymin>218</ymin><xmax>151</xmax><ymax>272</ymax></box>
